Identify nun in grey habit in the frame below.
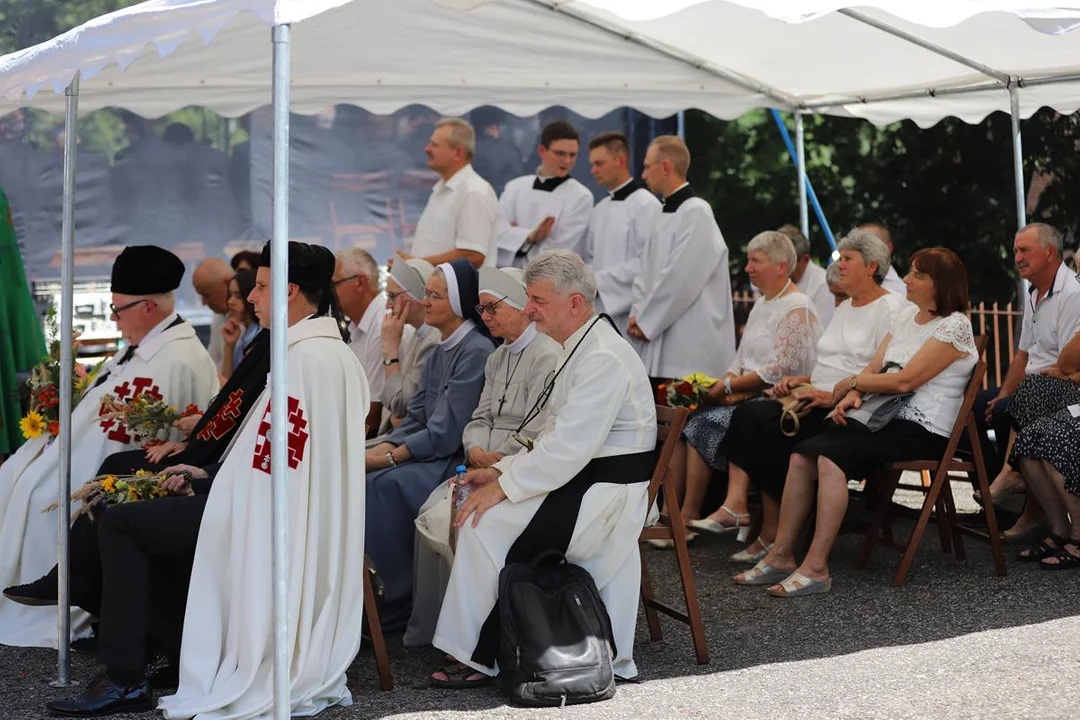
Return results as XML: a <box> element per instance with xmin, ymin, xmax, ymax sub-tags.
<box><xmin>404</xmin><ymin>266</ymin><xmax>560</xmax><ymax>646</ymax></box>
<box><xmin>365</xmin><ymin>258</ymin><xmax>495</xmax><ymax>630</ymax></box>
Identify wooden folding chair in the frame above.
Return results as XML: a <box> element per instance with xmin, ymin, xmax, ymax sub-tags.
<box><xmin>639</xmin><ymin>406</ymin><xmax>709</xmax><ymax>665</ymax></box>
<box><xmin>858</xmin><ymin>335</ymin><xmax>1006</xmax><ymax>586</ymax></box>
<box><xmin>362</xmin><ymin>555</ymin><xmax>394</xmax><ymax>691</ymax></box>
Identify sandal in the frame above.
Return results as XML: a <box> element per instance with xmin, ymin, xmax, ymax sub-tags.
<box><xmin>730</xmin><ymin>539</ymin><xmax>772</xmax><ymax>564</ymax></box>
<box><xmin>1040</xmin><ymin>539</ymin><xmax>1080</xmax><ymax>570</ymax></box>
<box><xmin>767</xmin><ymin>571</ymin><xmax>832</xmax><ymax>598</ymax></box>
<box><xmin>430</xmin><ymin>663</ymin><xmax>493</xmax><ymax>689</ymax></box>
<box><xmin>687</xmin><ymin>506</ymin><xmax>751</xmax><ymax>542</ymax></box>
<box><xmin>1017</xmin><ymin>534</ymin><xmax>1067</xmax><ymax>562</ymax></box>
<box><xmin>734</xmin><ymin>560</ymin><xmax>791</xmax><ymax>586</ymax></box>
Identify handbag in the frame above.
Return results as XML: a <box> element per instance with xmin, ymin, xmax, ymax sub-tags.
<box><xmin>777</xmin><ymin>383</ymin><xmax>814</xmax><ymax>437</ymax></box>
<box><xmin>843</xmin><ymin>362</ymin><xmax>913</xmax><ymax>432</ymax></box>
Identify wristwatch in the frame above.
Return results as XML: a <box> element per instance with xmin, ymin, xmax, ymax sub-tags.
<box><xmin>382</xmin><ymin>357</ymin><xmax>399</xmax><ymax>366</ymax></box>
<box><xmin>849</xmin><ymin>376</ymin><xmax>859</xmax><ymax>389</ymax></box>
<box><xmin>723</xmin><ymin>376</ymin><xmax>733</xmax><ymax>395</ymax></box>
<box><xmin>386</xmin><ymin>452</ymin><xmax>398</xmax><ymax>467</ymax></box>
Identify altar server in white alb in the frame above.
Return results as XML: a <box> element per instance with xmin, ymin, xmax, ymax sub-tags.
<box><xmin>0</xmin><ymin>246</ymin><xmax>218</xmax><ymax>649</ymax></box>
<box><xmin>430</xmin><ymin>250</ymin><xmax>656</xmax><ymax>688</ymax></box>
<box><xmin>159</xmin><ymin>241</ymin><xmax>370</xmax><ymax>720</ymax></box>
<box><xmin>583</xmin><ymin>131</ymin><xmax>661</xmax><ymax>335</ymax></box>
<box><xmin>496</xmin><ymin>120</ymin><xmax>594</xmax><ymax>268</ymax></box>
<box><xmin>778</xmin><ymin>224</ymin><xmax>835</xmax><ymax>328</ymax></box>
<box><xmin>629</xmin><ymin>135</ymin><xmax>735</xmax><ymax>380</ymax></box>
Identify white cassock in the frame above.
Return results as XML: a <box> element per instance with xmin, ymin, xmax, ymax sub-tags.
<box><xmin>585</xmin><ymin>178</ymin><xmax>662</xmax><ymax>335</ymax></box>
<box><xmin>630</xmin><ymin>184</ymin><xmax>736</xmax><ymax>379</ymax></box>
<box><xmin>0</xmin><ymin>315</ymin><xmax>218</xmax><ymax>648</ymax></box>
<box><xmin>433</xmin><ymin>316</ymin><xmax>657</xmax><ymax>679</ymax></box>
<box><xmin>796</xmin><ymin>261</ymin><xmax>836</xmax><ymax>328</ymax></box>
<box><xmin>496</xmin><ymin>174</ymin><xmax>593</xmax><ymax>268</ymax></box>
<box><xmin>159</xmin><ymin>316</ymin><xmax>369</xmax><ymax>720</ymax></box>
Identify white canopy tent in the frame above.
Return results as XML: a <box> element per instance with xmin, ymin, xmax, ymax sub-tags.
<box><xmin>3</xmin><ymin>1</ymin><xmax>1078</xmax><ymax>715</ymax></box>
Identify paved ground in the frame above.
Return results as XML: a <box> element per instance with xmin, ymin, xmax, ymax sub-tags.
<box><xmin>2</xmin><ymin>485</ymin><xmax>1077</xmax><ymax>719</ymax></box>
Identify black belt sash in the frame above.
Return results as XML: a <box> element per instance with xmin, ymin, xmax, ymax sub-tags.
<box><xmin>470</xmin><ymin>449</ymin><xmax>655</xmax><ymax>667</ymax></box>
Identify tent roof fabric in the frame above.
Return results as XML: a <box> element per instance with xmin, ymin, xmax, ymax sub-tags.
<box><xmin>1</xmin><ymin>0</ymin><xmax>1079</xmax><ymax>126</ymax></box>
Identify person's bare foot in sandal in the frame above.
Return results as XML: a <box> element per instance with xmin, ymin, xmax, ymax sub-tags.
<box><xmin>766</xmin><ymin>561</ymin><xmax>831</xmax><ymax>597</ymax></box>
<box><xmin>430</xmin><ymin>662</ymin><xmax>492</xmax><ymax>689</ymax></box>
<box><xmin>1040</xmin><ymin>538</ymin><xmax>1080</xmax><ymax>570</ymax></box>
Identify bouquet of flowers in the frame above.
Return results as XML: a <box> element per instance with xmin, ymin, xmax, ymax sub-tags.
<box><xmin>19</xmin><ymin>308</ymin><xmax>103</xmax><ymax>442</ymax></box>
<box><xmin>97</xmin><ymin>396</ymin><xmax>200</xmax><ymax>448</ymax></box>
<box><xmin>659</xmin><ymin>372</ymin><xmax>719</xmax><ymax>412</ymax></box>
<box><xmin>44</xmin><ymin>469</ymin><xmax>180</xmax><ymax>520</ymax></box>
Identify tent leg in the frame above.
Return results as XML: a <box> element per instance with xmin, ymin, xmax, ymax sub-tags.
<box><xmin>795</xmin><ymin>111</ymin><xmax>809</xmax><ymax>238</ymax></box>
<box><xmin>270</xmin><ymin>23</ymin><xmax>292</xmax><ymax>720</ymax></box>
<box><xmin>51</xmin><ymin>72</ymin><xmax>81</xmax><ymax>690</ymax></box>
<box><xmin>1009</xmin><ymin>86</ymin><xmax>1027</xmax><ymax>305</ymax></box>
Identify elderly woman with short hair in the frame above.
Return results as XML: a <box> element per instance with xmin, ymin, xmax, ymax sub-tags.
<box><xmin>709</xmin><ymin>230</ymin><xmax>908</xmax><ymax>564</ymax></box>
<box><xmin>747</xmin><ymin>247</ymin><xmax>977</xmax><ymax>594</ymax></box>
<box><xmin>671</xmin><ymin>231</ymin><xmax>821</xmax><ymax>539</ymax></box>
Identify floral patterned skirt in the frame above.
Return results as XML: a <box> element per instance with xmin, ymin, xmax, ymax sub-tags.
<box><xmin>1007</xmin><ymin>374</ymin><xmax>1080</xmax><ymax>431</ymax></box>
<box><xmin>1010</xmin><ymin>408</ymin><xmax>1080</xmax><ymax>497</ymax></box>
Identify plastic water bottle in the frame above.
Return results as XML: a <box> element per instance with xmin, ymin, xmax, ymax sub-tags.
<box><xmin>453</xmin><ymin>464</ymin><xmax>471</xmax><ymax>509</ymax></box>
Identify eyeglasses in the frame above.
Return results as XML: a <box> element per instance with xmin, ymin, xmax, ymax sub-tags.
<box><xmin>423</xmin><ymin>289</ymin><xmax>445</xmax><ymax>300</ymax></box>
<box><xmin>332</xmin><ymin>275</ymin><xmax>359</xmax><ymax>287</ymax></box>
<box><xmin>475</xmin><ymin>297</ymin><xmax>506</xmax><ymax>316</ymax></box>
<box><xmin>109</xmin><ymin>299</ymin><xmax>152</xmax><ymax>317</ymax></box>
<box><xmin>386</xmin><ymin>289</ymin><xmax>408</xmax><ymax>303</ymax></box>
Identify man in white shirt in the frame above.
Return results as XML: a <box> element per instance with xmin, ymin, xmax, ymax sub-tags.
<box><xmin>335</xmin><ymin>247</ymin><xmax>412</xmax><ymax>435</ymax></box>
<box><xmin>191</xmin><ymin>257</ymin><xmax>233</xmax><ymax>368</ymax></box>
<box><xmin>496</xmin><ymin>120</ymin><xmax>594</xmax><ymax>268</ymax></box>
<box><xmin>628</xmin><ymin>135</ymin><xmax>736</xmax><ymax>381</ymax></box>
<box><xmin>399</xmin><ymin>118</ymin><xmax>499</xmax><ymax>268</ymax></box>
<box><xmin>857</xmin><ymin>222</ymin><xmax>907</xmax><ymax>296</ymax></box>
<box><xmin>977</xmin><ymin>223</ymin><xmax>1080</xmax><ymax>480</ymax></box>
<box><xmin>584</xmin><ymin>131</ymin><xmax>661</xmax><ymax>334</ymax></box>
<box><xmin>778</xmin><ymin>224</ymin><xmax>834</xmax><ymax>327</ymax></box>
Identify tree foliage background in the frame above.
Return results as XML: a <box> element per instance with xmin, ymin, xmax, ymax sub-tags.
<box><xmin>2</xmin><ymin>0</ymin><xmax>1078</xmax><ymax>304</ymax></box>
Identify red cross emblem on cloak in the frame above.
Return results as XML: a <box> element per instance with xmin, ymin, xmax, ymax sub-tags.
<box><xmin>195</xmin><ymin>390</ymin><xmax>245</xmax><ymax>442</ymax></box>
<box><xmin>251</xmin><ymin>396</ymin><xmax>309</xmax><ymax>474</ymax></box>
<box><xmin>98</xmin><ymin>377</ymin><xmax>163</xmax><ymax>444</ymax></box>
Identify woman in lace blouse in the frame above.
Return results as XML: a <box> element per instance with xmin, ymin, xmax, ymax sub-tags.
<box><xmin>671</xmin><ymin>231</ymin><xmax>820</xmax><ymax>541</ymax></box>
<box><xmin>745</xmin><ymin>247</ymin><xmax>977</xmax><ymax>596</ymax></box>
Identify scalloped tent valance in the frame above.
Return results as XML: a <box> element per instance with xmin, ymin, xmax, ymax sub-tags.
<box><xmin>1</xmin><ymin>0</ymin><xmax>1080</xmax><ymax>127</ymax></box>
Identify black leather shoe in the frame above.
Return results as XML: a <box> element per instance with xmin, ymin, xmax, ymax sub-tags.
<box><xmin>46</xmin><ymin>674</ymin><xmax>152</xmax><ymax>717</ymax></box>
<box><xmin>3</xmin><ymin>574</ymin><xmax>58</xmax><ymax>606</ymax></box>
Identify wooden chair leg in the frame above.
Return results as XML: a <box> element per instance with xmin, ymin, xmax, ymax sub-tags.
<box><xmin>968</xmin><ymin>421</ymin><xmax>1007</xmax><ymax>577</ymax></box>
<box><xmin>363</xmin><ymin>557</ymin><xmax>394</xmax><ymax>691</ymax></box>
<box><xmin>893</xmin><ymin>466</ymin><xmax>951</xmax><ymax>587</ymax></box>
<box><xmin>638</xmin><ymin>544</ymin><xmax>663</xmax><ymax>642</ymax></box>
<box><xmin>940</xmin><ymin>480</ymin><xmax>965</xmax><ymax>561</ymax></box>
<box><xmin>858</xmin><ymin>470</ymin><xmax>900</xmax><ymax>568</ymax></box>
<box><xmin>664</xmin><ymin>480</ymin><xmax>709</xmax><ymax>665</ymax></box>
<box><xmin>934</xmin><ymin>494</ymin><xmax>954</xmax><ymax>555</ymax></box>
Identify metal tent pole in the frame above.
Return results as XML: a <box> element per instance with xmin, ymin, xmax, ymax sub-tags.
<box><xmin>52</xmin><ymin>72</ymin><xmax>81</xmax><ymax>690</ymax></box>
<box><xmin>270</xmin><ymin>23</ymin><xmax>292</xmax><ymax>720</ymax></box>
<box><xmin>1009</xmin><ymin>86</ymin><xmax>1028</xmax><ymax>306</ymax></box>
<box><xmin>795</xmin><ymin>111</ymin><xmax>809</xmax><ymax>239</ymax></box>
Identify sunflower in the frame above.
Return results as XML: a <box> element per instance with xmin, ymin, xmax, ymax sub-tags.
<box><xmin>20</xmin><ymin>411</ymin><xmax>45</xmax><ymax>440</ymax></box>
<box><xmin>102</xmin><ymin>475</ymin><xmax>117</xmax><ymax>493</ymax></box>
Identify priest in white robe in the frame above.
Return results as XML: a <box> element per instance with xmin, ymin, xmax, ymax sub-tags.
<box><xmin>779</xmin><ymin>224</ymin><xmax>835</xmax><ymax>327</ymax></box>
<box><xmin>431</xmin><ymin>250</ymin><xmax>656</xmax><ymax>688</ymax></box>
<box><xmin>629</xmin><ymin>136</ymin><xmax>736</xmax><ymax>381</ymax></box>
<box><xmin>0</xmin><ymin>246</ymin><xmax>218</xmax><ymax>649</ymax></box>
<box><xmin>583</xmin><ymin>131</ymin><xmax>661</xmax><ymax>335</ymax></box>
<box><xmin>496</xmin><ymin>120</ymin><xmax>594</xmax><ymax>268</ymax></box>
<box><xmin>405</xmin><ymin>266</ymin><xmax>559</xmax><ymax>646</ymax></box>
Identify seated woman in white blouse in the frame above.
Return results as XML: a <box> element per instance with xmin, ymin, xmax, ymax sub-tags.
<box><xmin>670</xmin><ymin>231</ymin><xmax>820</xmax><ymax>544</ymax></box>
<box><xmin>748</xmin><ymin>247</ymin><xmax>977</xmax><ymax>596</ymax></box>
<box><xmin>718</xmin><ymin>230</ymin><xmax>908</xmax><ymax>565</ymax></box>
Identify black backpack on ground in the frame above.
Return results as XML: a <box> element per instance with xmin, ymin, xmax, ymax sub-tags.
<box><xmin>497</xmin><ymin>550</ymin><xmax>617</xmax><ymax>707</ymax></box>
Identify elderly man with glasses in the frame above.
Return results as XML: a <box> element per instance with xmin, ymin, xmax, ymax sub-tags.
<box><xmin>0</xmin><ymin>245</ymin><xmax>219</xmax><ymax>649</ymax></box>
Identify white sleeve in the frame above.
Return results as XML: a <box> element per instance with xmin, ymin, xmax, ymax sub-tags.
<box><xmin>757</xmin><ymin>306</ymin><xmax>820</xmax><ymax>385</ymax></box>
<box><xmin>595</xmin><ymin>198</ymin><xmax>660</xmax><ymax>317</ymax></box>
<box><xmin>932</xmin><ymin>313</ymin><xmax>976</xmax><ymax>354</ymax></box>
<box><xmin>496</xmin><ymin>184</ymin><xmax>531</xmax><ymax>253</ymax></box>
<box><xmin>545</xmin><ymin>190</ymin><xmax>594</xmax><ymax>256</ymax></box>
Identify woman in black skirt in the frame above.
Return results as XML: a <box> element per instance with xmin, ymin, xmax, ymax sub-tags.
<box><xmin>742</xmin><ymin>247</ymin><xmax>978</xmax><ymax>596</ymax></box>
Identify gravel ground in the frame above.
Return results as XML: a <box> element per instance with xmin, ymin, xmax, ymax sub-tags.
<box><xmin>2</xmin><ymin>482</ymin><xmax>1075</xmax><ymax>719</ymax></box>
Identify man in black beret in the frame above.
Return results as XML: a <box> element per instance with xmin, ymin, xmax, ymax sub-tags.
<box><xmin>46</xmin><ymin>241</ymin><xmax>370</xmax><ymax>718</ymax></box>
<box><xmin>0</xmin><ymin>245</ymin><xmax>219</xmax><ymax>652</ymax></box>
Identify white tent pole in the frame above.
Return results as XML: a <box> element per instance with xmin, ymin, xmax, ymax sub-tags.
<box><xmin>270</xmin><ymin>22</ymin><xmax>292</xmax><ymax>720</ymax></box>
<box><xmin>1009</xmin><ymin>85</ymin><xmax>1028</xmax><ymax>306</ymax></box>
<box><xmin>795</xmin><ymin>111</ymin><xmax>809</xmax><ymax>238</ymax></box>
<box><xmin>525</xmin><ymin>0</ymin><xmax>798</xmax><ymax>108</ymax></box>
<box><xmin>51</xmin><ymin>71</ymin><xmax>80</xmax><ymax>690</ymax></box>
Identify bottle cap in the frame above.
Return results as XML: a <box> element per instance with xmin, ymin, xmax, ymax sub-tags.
<box><xmin>456</xmin><ymin>465</ymin><xmax>467</xmax><ymax>473</ymax></box>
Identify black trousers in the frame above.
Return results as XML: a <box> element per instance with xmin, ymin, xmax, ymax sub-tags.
<box><xmin>96</xmin><ymin>494</ymin><xmax>207</xmax><ymax>684</ymax></box>
<box><xmin>972</xmin><ymin>388</ymin><xmax>1013</xmax><ymax>480</ymax></box>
